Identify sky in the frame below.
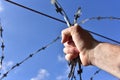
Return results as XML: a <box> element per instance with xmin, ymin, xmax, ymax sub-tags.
<box><xmin>0</xmin><ymin>0</ymin><xmax>120</xmax><ymax>80</ymax></box>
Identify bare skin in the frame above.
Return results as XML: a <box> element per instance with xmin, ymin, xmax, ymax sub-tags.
<box><xmin>61</xmin><ymin>24</ymin><xmax>120</xmax><ymax>78</ymax></box>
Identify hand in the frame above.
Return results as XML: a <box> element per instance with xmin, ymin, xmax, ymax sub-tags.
<box><xmin>61</xmin><ymin>24</ymin><xmax>98</xmax><ymax>65</ymax></box>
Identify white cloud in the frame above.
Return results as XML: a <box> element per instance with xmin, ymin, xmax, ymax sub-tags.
<box><xmin>57</xmin><ymin>55</ymin><xmax>65</xmax><ymax>62</ymax></box>
<box><xmin>1</xmin><ymin>61</ymin><xmax>14</xmax><ymax>73</ymax></box>
<box><xmin>31</xmin><ymin>69</ymin><xmax>50</xmax><ymax>80</ymax></box>
<box><xmin>0</xmin><ymin>1</ymin><xmax>3</xmax><ymax>12</ymax></box>
<box><xmin>56</xmin><ymin>65</ymin><xmax>70</xmax><ymax>80</ymax></box>
<box><xmin>56</xmin><ymin>54</ymin><xmax>71</xmax><ymax>80</ymax></box>
<box><xmin>56</xmin><ymin>75</ymin><xmax>67</xmax><ymax>80</ymax></box>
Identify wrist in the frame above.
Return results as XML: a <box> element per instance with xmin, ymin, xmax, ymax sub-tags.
<box><xmin>79</xmin><ymin>40</ymin><xmax>100</xmax><ymax>66</ymax></box>
<box><xmin>88</xmin><ymin>40</ymin><xmax>100</xmax><ymax>65</ymax></box>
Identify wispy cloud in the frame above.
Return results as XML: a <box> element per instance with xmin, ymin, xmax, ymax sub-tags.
<box><xmin>1</xmin><ymin>61</ymin><xmax>14</xmax><ymax>73</ymax></box>
<box><xmin>31</xmin><ymin>69</ymin><xmax>50</xmax><ymax>80</ymax></box>
<box><xmin>57</xmin><ymin>55</ymin><xmax>65</xmax><ymax>62</ymax></box>
<box><xmin>0</xmin><ymin>1</ymin><xmax>4</xmax><ymax>12</ymax></box>
<box><xmin>56</xmin><ymin>65</ymin><xmax>70</xmax><ymax>80</ymax></box>
<box><xmin>56</xmin><ymin>75</ymin><xmax>67</xmax><ymax>80</ymax></box>
<box><xmin>56</xmin><ymin>54</ymin><xmax>70</xmax><ymax>80</ymax></box>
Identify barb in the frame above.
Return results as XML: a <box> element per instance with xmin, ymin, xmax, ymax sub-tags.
<box><xmin>0</xmin><ymin>36</ymin><xmax>61</xmax><ymax>80</ymax></box>
<box><xmin>51</xmin><ymin>0</ymin><xmax>71</xmax><ymax>27</ymax></box>
<box><xmin>74</xmin><ymin>7</ymin><xmax>82</xmax><ymax>24</ymax></box>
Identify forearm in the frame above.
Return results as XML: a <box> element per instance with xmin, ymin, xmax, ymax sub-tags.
<box><xmin>90</xmin><ymin>42</ymin><xmax>120</xmax><ymax>78</ymax></box>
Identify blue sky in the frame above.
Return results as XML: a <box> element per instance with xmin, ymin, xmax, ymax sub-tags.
<box><xmin>0</xmin><ymin>0</ymin><xmax>120</xmax><ymax>80</ymax></box>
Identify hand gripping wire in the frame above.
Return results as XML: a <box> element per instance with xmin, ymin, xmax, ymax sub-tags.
<box><xmin>51</xmin><ymin>0</ymin><xmax>82</xmax><ymax>80</ymax></box>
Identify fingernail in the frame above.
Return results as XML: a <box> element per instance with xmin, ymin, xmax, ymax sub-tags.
<box><xmin>74</xmin><ymin>23</ymin><xmax>79</xmax><ymax>27</ymax></box>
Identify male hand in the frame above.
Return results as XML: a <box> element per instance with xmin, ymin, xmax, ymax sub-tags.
<box><xmin>61</xmin><ymin>24</ymin><xmax>98</xmax><ymax>65</ymax></box>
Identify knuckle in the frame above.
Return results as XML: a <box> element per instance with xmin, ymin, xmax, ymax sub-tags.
<box><xmin>71</xmin><ymin>26</ymin><xmax>81</xmax><ymax>34</ymax></box>
<box><xmin>65</xmin><ymin>54</ymin><xmax>72</xmax><ymax>61</ymax></box>
<box><xmin>61</xmin><ymin>28</ymin><xmax>67</xmax><ymax>35</ymax></box>
<box><xmin>63</xmin><ymin>48</ymin><xmax>66</xmax><ymax>53</ymax></box>
<box><xmin>61</xmin><ymin>29</ymin><xmax>64</xmax><ymax>34</ymax></box>
<box><xmin>74</xmin><ymin>26</ymin><xmax>81</xmax><ymax>32</ymax></box>
<box><xmin>63</xmin><ymin>47</ymin><xmax>68</xmax><ymax>54</ymax></box>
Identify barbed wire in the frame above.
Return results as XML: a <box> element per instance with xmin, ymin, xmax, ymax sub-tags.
<box><xmin>79</xmin><ymin>16</ymin><xmax>120</xmax><ymax>24</ymax></box>
<box><xmin>5</xmin><ymin>0</ymin><xmax>120</xmax><ymax>45</ymax></box>
<box><xmin>0</xmin><ymin>36</ymin><xmax>61</xmax><ymax>80</ymax></box>
<box><xmin>2</xmin><ymin>0</ymin><xmax>120</xmax><ymax>80</ymax></box>
<box><xmin>0</xmin><ymin>20</ymin><xmax>5</xmax><ymax>72</ymax></box>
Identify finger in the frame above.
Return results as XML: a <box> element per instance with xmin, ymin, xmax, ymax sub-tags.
<box><xmin>63</xmin><ymin>46</ymin><xmax>79</xmax><ymax>54</ymax></box>
<box><xmin>70</xmin><ymin>25</ymin><xmax>84</xmax><ymax>52</ymax></box>
<box><xmin>61</xmin><ymin>24</ymin><xmax>81</xmax><ymax>43</ymax></box>
<box><xmin>61</xmin><ymin>28</ymin><xmax>71</xmax><ymax>43</ymax></box>
<box><xmin>65</xmin><ymin>54</ymin><xmax>73</xmax><ymax>61</ymax></box>
<box><xmin>63</xmin><ymin>46</ymin><xmax>79</xmax><ymax>61</ymax></box>
<box><xmin>65</xmin><ymin>53</ymin><xmax>79</xmax><ymax>61</ymax></box>
<box><xmin>64</xmin><ymin>41</ymin><xmax>76</xmax><ymax>47</ymax></box>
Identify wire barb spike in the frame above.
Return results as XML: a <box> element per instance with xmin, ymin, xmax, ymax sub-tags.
<box><xmin>74</xmin><ymin>7</ymin><xmax>82</xmax><ymax>24</ymax></box>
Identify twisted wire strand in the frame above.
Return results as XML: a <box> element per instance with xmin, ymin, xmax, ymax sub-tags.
<box><xmin>0</xmin><ymin>36</ymin><xmax>61</xmax><ymax>80</ymax></box>
<box><xmin>79</xmin><ymin>16</ymin><xmax>120</xmax><ymax>24</ymax></box>
<box><xmin>0</xmin><ymin>21</ymin><xmax>5</xmax><ymax>71</ymax></box>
